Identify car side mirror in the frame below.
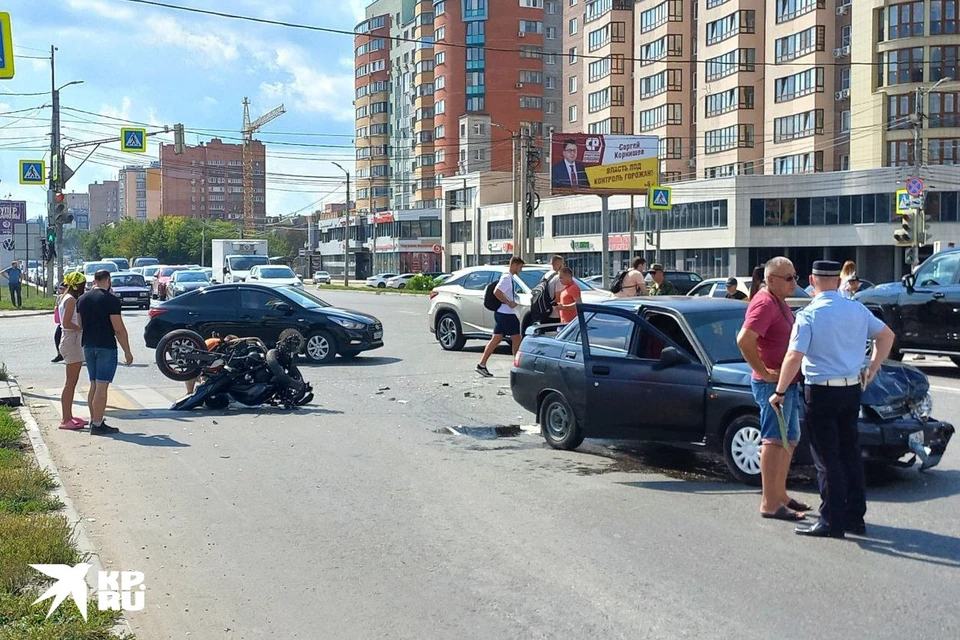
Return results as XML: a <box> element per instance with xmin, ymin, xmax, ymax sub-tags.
<box><xmin>902</xmin><ymin>273</ymin><xmax>915</xmax><ymax>291</ymax></box>
<box><xmin>656</xmin><ymin>346</ymin><xmax>689</xmax><ymax>369</ymax></box>
<box><xmin>274</xmin><ymin>302</ymin><xmax>293</xmax><ymax>314</ymax></box>
<box><xmin>222</xmin><ymin>266</ymin><xmax>229</xmax><ymax>274</ymax></box>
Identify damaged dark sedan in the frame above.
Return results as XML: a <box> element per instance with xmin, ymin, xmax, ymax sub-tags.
<box><xmin>510</xmin><ymin>298</ymin><xmax>954</xmax><ymax>485</ymax></box>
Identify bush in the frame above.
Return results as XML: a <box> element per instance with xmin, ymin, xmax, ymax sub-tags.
<box><xmin>0</xmin><ymin>514</ymin><xmax>81</xmax><ymax>594</ymax></box>
<box><xmin>0</xmin><ymin>412</ymin><xmax>19</xmax><ymax>449</ymax></box>
<box><xmin>405</xmin><ymin>274</ymin><xmax>437</xmax><ymax>291</ymax></box>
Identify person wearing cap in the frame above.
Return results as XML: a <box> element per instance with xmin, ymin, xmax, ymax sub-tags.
<box><xmin>770</xmin><ymin>260</ymin><xmax>895</xmax><ymax>539</ymax></box>
<box><xmin>841</xmin><ymin>274</ymin><xmax>862</xmax><ymax>299</ymax></box>
<box><xmin>648</xmin><ymin>264</ymin><xmax>677</xmax><ymax>295</ymax></box>
<box><xmin>724</xmin><ymin>277</ymin><xmax>747</xmax><ymax>300</ymax></box>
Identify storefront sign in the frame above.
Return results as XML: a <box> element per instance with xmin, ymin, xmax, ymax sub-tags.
<box><xmin>608</xmin><ymin>234</ymin><xmax>632</xmax><ymax>252</ymax></box>
<box><xmin>569</xmin><ymin>240</ymin><xmax>594</xmax><ymax>251</ymax></box>
<box><xmin>487</xmin><ymin>241</ymin><xmax>514</xmax><ymax>253</ymax></box>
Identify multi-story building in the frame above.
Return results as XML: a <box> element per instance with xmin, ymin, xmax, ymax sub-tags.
<box><xmin>118</xmin><ymin>163</ymin><xmax>160</xmax><ymax>221</ymax></box>
<box><xmin>64</xmin><ymin>192</ymin><xmax>90</xmax><ymax>230</ymax></box>
<box><xmin>88</xmin><ymin>180</ymin><xmax>120</xmax><ymax>229</ymax></box>
<box><xmin>158</xmin><ymin>138</ymin><xmax>265</xmax><ymax>228</ymax></box>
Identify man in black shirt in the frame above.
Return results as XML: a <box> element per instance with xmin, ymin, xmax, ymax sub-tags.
<box><xmin>77</xmin><ymin>270</ymin><xmax>134</xmax><ymax>435</ymax></box>
<box><xmin>725</xmin><ymin>277</ymin><xmax>747</xmax><ymax>300</ymax></box>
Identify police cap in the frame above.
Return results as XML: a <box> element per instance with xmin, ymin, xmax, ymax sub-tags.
<box><xmin>811</xmin><ymin>260</ymin><xmax>842</xmax><ymax>276</ymax></box>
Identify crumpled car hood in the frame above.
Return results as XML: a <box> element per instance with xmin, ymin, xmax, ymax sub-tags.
<box><xmin>709</xmin><ymin>361</ymin><xmax>929</xmax><ymax>405</ymax></box>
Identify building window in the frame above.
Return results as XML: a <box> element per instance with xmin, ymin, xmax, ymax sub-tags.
<box><xmin>519</xmin><ymin>96</ymin><xmax>543</xmax><ymax>109</ymax></box>
<box><xmin>519</xmin><ymin>70</ymin><xmax>543</xmax><ymax>84</ymax></box>
<box><xmin>774</xmin><ymin>25</ymin><xmax>825</xmax><ymax>62</ymax></box>
<box><xmin>706</xmin><ymin>10</ymin><xmax>756</xmax><ymax>45</ymax></box>
<box><xmin>434</xmin><ymin>125</ymin><xmax>446</xmax><ymax>138</ymax></box>
<box><xmin>773</xmin><ymin>151</ymin><xmax>824</xmax><ymax>175</ymax></box>
<box><xmin>639</xmin><ymin>0</ymin><xmax>682</xmax><ymax>33</ymax></box>
<box><xmin>704</xmin><ymin>124</ymin><xmax>754</xmax><ymax>153</ymax></box>
<box><xmin>660</xmin><ymin>137</ymin><xmax>682</xmax><ymax>159</ymax></box>
<box><xmin>886</xmin><ymin>47</ymin><xmax>924</xmax><ymax>85</ymax></box>
<box><xmin>930</xmin><ymin>92</ymin><xmax>960</xmax><ymax>128</ymax></box>
<box><xmin>545</xmin><ymin>75</ymin><xmax>556</xmax><ymax>89</ymax></box>
<box><xmin>774</xmin><ymin>109</ymin><xmax>824</xmax><ymax>142</ymax></box>
<box><xmin>775</xmin><ymin>0</ymin><xmax>824</xmax><ymax>24</ymax></box>
<box><xmin>929</xmin><ymin>139</ymin><xmax>960</xmax><ymax>164</ymax></box>
<box><xmin>546</xmin><ymin>26</ymin><xmax>557</xmax><ymax>39</ymax></box>
<box><xmin>931</xmin><ymin>0</ymin><xmax>960</xmax><ymax>35</ymax></box>
<box><xmin>488</xmin><ymin>220</ymin><xmax>513</xmax><ymax>240</ymax></box>
<box><xmin>840</xmin><ymin>110</ymin><xmax>851</xmax><ymax>133</ymax></box>
<box><xmin>587</xmin><ymin>117</ymin><xmax>626</xmax><ymax>134</ymax></box>
<box><xmin>640</xmin><ymin>37</ymin><xmax>667</xmax><ymax>66</ymax></box>
<box><xmin>435</xmin><ymin>51</ymin><xmax>445</xmax><ymax>65</ymax></box>
<box><xmin>569</xmin><ymin>105</ymin><xmax>578</xmax><ymax>122</ymax></box>
<box><xmin>521</xmin><ymin>0</ymin><xmax>544</xmax><ymax>7</ymax></box>
<box><xmin>569</xmin><ymin>75</ymin><xmax>578</xmax><ymax>93</ymax></box>
<box><xmin>546</xmin><ymin>100</ymin><xmax>556</xmax><ymax>114</ymax></box>
<box><xmin>588</xmin><ymin>22</ymin><xmax>627</xmax><ymax>51</ymax></box>
<box><xmin>774</xmin><ymin>67</ymin><xmax>824</xmax><ymax>102</ymax></box>
<box><xmin>639</xmin><ymin>105</ymin><xmax>666</xmax><ymax>131</ymax></box>
<box><xmin>569</xmin><ymin>17</ymin><xmax>578</xmax><ymax>35</ymax></box>
<box><xmin>887</xmin><ymin>140</ymin><xmax>915</xmax><ymax>166</ymax></box>
<box><xmin>886</xmin><ymin>1</ymin><xmax>925</xmax><ymax>39</ymax></box>
<box><xmin>519</xmin><ymin>20</ymin><xmax>543</xmax><ymax>34</ymax></box>
<box><xmin>667</xmin><ymin>103</ymin><xmax>682</xmax><ymax>123</ymax></box>
<box><xmin>466</xmin><ymin>97</ymin><xmax>485</xmax><ymax>111</ymax></box>
<box><xmin>931</xmin><ymin>46</ymin><xmax>959</xmax><ymax>82</ymax></box>
<box><xmin>705</xmin><ymin>86</ymin><xmax>755</xmax><ymax>116</ymax></box>
<box><xmin>435</xmin><ymin>99</ymin><xmax>445</xmax><ymax>114</ymax></box>
<box><xmin>639</xmin><ymin>70</ymin><xmax>666</xmax><ymax>98</ymax></box>
<box><xmin>887</xmin><ymin>93</ymin><xmax>916</xmax><ymax>129</ymax></box>
<box><xmin>705</xmin><ymin>48</ymin><xmax>755</xmax><ymax>81</ymax></box>
<box><xmin>569</xmin><ymin>46</ymin><xmax>578</xmax><ymax>64</ymax></box>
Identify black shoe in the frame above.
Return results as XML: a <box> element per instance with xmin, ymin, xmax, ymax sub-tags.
<box><xmin>52</xmin><ymin>355</ymin><xmax>63</xmax><ymax>363</ymax></box>
<box><xmin>845</xmin><ymin>521</ymin><xmax>867</xmax><ymax>535</ymax></box>
<box><xmin>795</xmin><ymin>522</ymin><xmax>844</xmax><ymax>539</ymax></box>
<box><xmin>475</xmin><ymin>364</ymin><xmax>493</xmax><ymax>378</ymax></box>
<box><xmin>90</xmin><ymin>422</ymin><xmax>119</xmax><ymax>436</ymax></box>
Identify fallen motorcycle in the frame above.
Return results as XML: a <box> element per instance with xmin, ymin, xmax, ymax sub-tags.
<box><xmin>155</xmin><ymin>328</ymin><xmax>313</xmax><ymax>411</ymax></box>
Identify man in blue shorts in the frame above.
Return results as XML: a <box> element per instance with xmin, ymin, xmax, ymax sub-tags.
<box><xmin>76</xmin><ymin>269</ymin><xmax>134</xmax><ymax>435</ymax></box>
<box><xmin>476</xmin><ymin>257</ymin><xmax>524</xmax><ymax>377</ymax></box>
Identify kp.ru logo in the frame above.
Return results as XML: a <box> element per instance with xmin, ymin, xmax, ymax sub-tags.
<box><xmin>30</xmin><ymin>564</ymin><xmax>146</xmax><ymax>621</ymax></box>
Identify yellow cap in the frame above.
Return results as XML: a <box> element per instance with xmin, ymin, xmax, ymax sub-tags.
<box><xmin>63</xmin><ymin>271</ymin><xmax>86</xmax><ymax>287</ymax></box>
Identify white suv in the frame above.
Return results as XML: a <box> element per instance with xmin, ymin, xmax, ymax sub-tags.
<box><xmin>427</xmin><ymin>265</ymin><xmax>614</xmax><ymax>351</ymax></box>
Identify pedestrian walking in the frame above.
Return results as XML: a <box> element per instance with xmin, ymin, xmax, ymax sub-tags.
<box><xmin>737</xmin><ymin>257</ymin><xmax>808</xmax><ymax>521</ymax></box>
<box><xmin>615</xmin><ymin>256</ymin><xmax>648</xmax><ymax>297</ymax></box>
<box><xmin>76</xmin><ymin>269</ymin><xmax>134</xmax><ymax>436</ymax></box>
<box><xmin>724</xmin><ymin>276</ymin><xmax>747</xmax><ymax>300</ymax></box>
<box><xmin>0</xmin><ymin>261</ymin><xmax>23</xmax><ymax>308</ymax></box>
<box><xmin>554</xmin><ymin>266</ymin><xmax>582</xmax><ymax>324</ymax></box>
<box><xmin>57</xmin><ymin>272</ymin><xmax>88</xmax><ymax>430</ymax></box>
<box><xmin>771</xmin><ymin>260</ymin><xmax>894</xmax><ymax>539</ymax></box>
<box><xmin>476</xmin><ymin>257</ymin><xmax>524</xmax><ymax>377</ymax></box>
<box><xmin>647</xmin><ymin>263</ymin><xmax>677</xmax><ymax>295</ymax></box>
<box><xmin>52</xmin><ymin>282</ymin><xmax>66</xmax><ymax>363</ymax></box>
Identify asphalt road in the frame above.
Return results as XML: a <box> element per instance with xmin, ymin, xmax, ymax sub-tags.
<box><xmin>3</xmin><ymin>290</ymin><xmax>960</xmax><ymax>640</ymax></box>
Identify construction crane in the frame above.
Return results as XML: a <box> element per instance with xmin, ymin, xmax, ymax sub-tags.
<box><xmin>242</xmin><ymin>97</ymin><xmax>285</xmax><ymax>233</ymax></box>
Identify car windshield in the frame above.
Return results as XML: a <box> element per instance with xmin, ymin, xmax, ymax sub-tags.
<box><xmin>229</xmin><ymin>256</ymin><xmax>270</xmax><ymax>271</ymax></box>
<box><xmin>257</xmin><ymin>267</ymin><xmax>296</xmax><ymax>279</ymax></box>
<box><xmin>315</xmin><ymin>271</ymin><xmax>329</xmax><ymax>276</ymax></box>
<box><xmin>105</xmin><ymin>259</ymin><xmax>129</xmax><ymax>270</ymax></box>
<box><xmin>142</xmin><ymin>266</ymin><xmax>160</xmax><ymax>277</ymax></box>
<box><xmin>276</xmin><ymin>285</ymin><xmax>331</xmax><ymax>309</ymax></box>
<box><xmin>160</xmin><ymin>266</ymin><xmax>188</xmax><ymax>277</ymax></box>
<box><xmin>174</xmin><ymin>271</ymin><xmax>209</xmax><ymax>282</ymax></box>
<box><xmin>84</xmin><ymin>262</ymin><xmax>118</xmax><ymax>274</ymax></box>
<box><xmin>111</xmin><ymin>274</ymin><xmax>146</xmax><ymax>287</ymax></box>
<box><xmin>516</xmin><ymin>269</ymin><xmax>596</xmax><ymax>291</ymax></box>
<box><xmin>683</xmin><ymin>308</ymin><xmax>750</xmax><ymax>364</ymax></box>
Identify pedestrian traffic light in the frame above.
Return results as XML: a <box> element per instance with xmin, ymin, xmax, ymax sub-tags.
<box><xmin>894</xmin><ymin>214</ymin><xmax>912</xmax><ymax>245</ymax></box>
<box><xmin>46</xmin><ymin>226</ymin><xmax>56</xmax><ymax>244</ymax></box>
<box><xmin>41</xmin><ymin>239</ymin><xmax>48</xmax><ymax>262</ymax></box>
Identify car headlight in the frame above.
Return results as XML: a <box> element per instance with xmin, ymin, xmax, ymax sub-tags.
<box><xmin>911</xmin><ymin>393</ymin><xmax>933</xmax><ymax>420</ymax></box>
<box><xmin>294</xmin><ymin>281</ymin><xmax>304</xmax><ymax>287</ymax></box>
<box><xmin>331</xmin><ymin>317</ymin><xmax>365</xmax><ymax>330</ymax></box>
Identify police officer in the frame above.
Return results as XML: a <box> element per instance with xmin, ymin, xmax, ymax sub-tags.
<box><xmin>769</xmin><ymin>260</ymin><xmax>895</xmax><ymax>539</ymax></box>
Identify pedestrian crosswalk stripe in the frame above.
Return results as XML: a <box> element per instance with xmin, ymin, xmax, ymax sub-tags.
<box><xmin>43</xmin><ymin>385</ymin><xmax>185</xmax><ymax>419</ymax></box>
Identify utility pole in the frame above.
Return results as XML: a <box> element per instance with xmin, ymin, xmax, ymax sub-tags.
<box><xmin>912</xmin><ymin>85</ymin><xmax>924</xmax><ymax>262</ymax></box>
<box><xmin>462</xmin><ymin>175</ymin><xmax>468</xmax><ymax>270</ymax></box>
<box><xmin>629</xmin><ymin>195</ymin><xmax>636</xmax><ymax>261</ymax></box>
<box><xmin>344</xmin><ymin>172</ymin><xmax>351</xmax><ymax>285</ymax></box>
<box><xmin>47</xmin><ymin>45</ymin><xmax>58</xmax><ymax>295</ymax></box>
<box><xmin>524</xmin><ymin>130</ymin><xmax>538</xmax><ymax>263</ymax></box>
<box><xmin>511</xmin><ymin>133</ymin><xmax>520</xmax><ymax>258</ymax></box>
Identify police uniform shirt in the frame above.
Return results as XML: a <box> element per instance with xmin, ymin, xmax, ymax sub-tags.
<box><xmin>788</xmin><ymin>291</ymin><xmax>887</xmax><ymax>383</ymax></box>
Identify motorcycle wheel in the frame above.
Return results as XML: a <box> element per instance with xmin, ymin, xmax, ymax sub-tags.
<box><xmin>155</xmin><ymin>329</ymin><xmax>207</xmax><ymax>382</ymax></box>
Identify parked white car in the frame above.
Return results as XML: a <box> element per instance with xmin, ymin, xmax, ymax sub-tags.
<box><xmin>313</xmin><ymin>270</ymin><xmax>331</xmax><ymax>285</ymax></box>
<box><xmin>247</xmin><ymin>265</ymin><xmax>303</xmax><ymax>287</ymax></box>
<box><xmin>366</xmin><ymin>273</ymin><xmax>398</xmax><ymax>288</ymax></box>
<box><xmin>386</xmin><ymin>273</ymin><xmax>419</xmax><ymax>289</ymax></box>
<box><xmin>427</xmin><ymin>265</ymin><xmax>614</xmax><ymax>351</ymax></box>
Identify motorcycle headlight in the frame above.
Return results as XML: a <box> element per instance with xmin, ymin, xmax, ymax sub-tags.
<box><xmin>911</xmin><ymin>393</ymin><xmax>933</xmax><ymax>420</ymax></box>
<box><xmin>331</xmin><ymin>317</ymin><xmax>365</xmax><ymax>330</ymax></box>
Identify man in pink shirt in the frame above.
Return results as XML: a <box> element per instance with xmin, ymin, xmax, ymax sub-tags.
<box><xmin>736</xmin><ymin>257</ymin><xmax>810</xmax><ymax>521</ymax></box>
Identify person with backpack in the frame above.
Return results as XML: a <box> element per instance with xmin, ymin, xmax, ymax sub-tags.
<box><xmin>613</xmin><ymin>256</ymin><xmax>648</xmax><ymax>297</ymax></box>
<box><xmin>476</xmin><ymin>257</ymin><xmax>525</xmax><ymax>377</ymax></box>
<box><xmin>529</xmin><ymin>255</ymin><xmax>565</xmax><ymax>326</ymax></box>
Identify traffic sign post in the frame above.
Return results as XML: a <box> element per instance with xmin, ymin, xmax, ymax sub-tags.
<box><xmin>431</xmin><ymin>244</ymin><xmax>443</xmax><ymax>254</ymax></box>
<box><xmin>906</xmin><ymin>177</ymin><xmax>924</xmax><ymax>197</ymax></box>
<box><xmin>120</xmin><ymin>127</ymin><xmax>147</xmax><ymax>153</ymax></box>
<box><xmin>649</xmin><ymin>186</ymin><xmax>672</xmax><ymax>211</ymax></box>
<box><xmin>896</xmin><ymin>190</ymin><xmax>912</xmax><ymax>215</ymax></box>
<box><xmin>0</xmin><ymin>12</ymin><xmax>14</xmax><ymax>80</ymax></box>
<box><xmin>19</xmin><ymin>160</ymin><xmax>45</xmax><ymax>185</ymax></box>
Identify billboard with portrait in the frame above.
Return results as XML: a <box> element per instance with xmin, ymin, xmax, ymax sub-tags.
<box><xmin>550</xmin><ymin>134</ymin><xmax>659</xmax><ymax>195</ymax></box>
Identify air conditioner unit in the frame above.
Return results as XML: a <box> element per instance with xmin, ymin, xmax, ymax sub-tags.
<box><xmin>687</xmin><ymin>159</ymin><xmax>696</xmax><ymax>168</ymax></box>
<box><xmin>836</xmin><ymin>5</ymin><xmax>848</xmax><ymax>15</ymax></box>
<box><xmin>833</xmin><ymin>47</ymin><xmax>843</xmax><ymax>58</ymax></box>
<box><xmin>841</xmin><ymin>88</ymin><xmax>851</xmax><ymax>98</ymax></box>
<box><xmin>835</xmin><ymin>91</ymin><xmax>844</xmax><ymax>101</ymax></box>
<box><xmin>518</xmin><ymin>31</ymin><xmax>526</xmax><ymax>37</ymax></box>
<box><xmin>516</xmin><ymin>83</ymin><xmax>524</xmax><ymax>89</ymax></box>
<box><xmin>842</xmin><ymin>45</ymin><xmax>851</xmax><ymax>56</ymax></box>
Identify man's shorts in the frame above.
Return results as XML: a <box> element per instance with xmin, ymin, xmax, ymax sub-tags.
<box><xmin>750</xmin><ymin>380</ymin><xmax>800</xmax><ymax>444</ymax></box>
<box><xmin>83</xmin><ymin>347</ymin><xmax>118</xmax><ymax>383</ymax></box>
<box><xmin>493</xmin><ymin>311</ymin><xmax>521</xmax><ymax>336</ymax></box>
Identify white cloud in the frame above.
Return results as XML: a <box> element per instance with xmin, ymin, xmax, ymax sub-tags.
<box><xmin>146</xmin><ymin>16</ymin><xmax>240</xmax><ymax>65</ymax></box>
<box><xmin>203</xmin><ymin>96</ymin><xmax>218</xmax><ymax>107</ymax></box>
<box><xmin>65</xmin><ymin>0</ymin><xmax>137</xmax><ymax>21</ymax></box>
<box><xmin>348</xmin><ymin>0</ymin><xmax>368</xmax><ymax>22</ymax></box>
<box><xmin>258</xmin><ymin>45</ymin><xmax>355</xmax><ymax>121</ymax></box>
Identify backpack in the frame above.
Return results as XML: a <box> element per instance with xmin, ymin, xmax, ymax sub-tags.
<box><xmin>483</xmin><ymin>281</ymin><xmax>501</xmax><ymax>311</ymax></box>
<box><xmin>529</xmin><ymin>273</ymin><xmax>558</xmax><ymax>323</ymax></box>
<box><xmin>609</xmin><ymin>268</ymin><xmax>630</xmax><ymax>294</ymax></box>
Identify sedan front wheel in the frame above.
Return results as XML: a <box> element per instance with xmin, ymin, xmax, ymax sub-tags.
<box><xmin>540</xmin><ymin>392</ymin><xmax>584</xmax><ymax>450</ymax></box>
<box><xmin>722</xmin><ymin>414</ymin><xmax>763</xmax><ymax>486</ymax></box>
<box><xmin>304</xmin><ymin>330</ymin><xmax>337</xmax><ymax>364</ymax></box>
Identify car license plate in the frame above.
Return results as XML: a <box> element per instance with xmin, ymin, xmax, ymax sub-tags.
<box><xmin>374</xmin><ymin>331</ymin><xmax>383</xmax><ymax>340</ymax></box>
<box><xmin>123</xmin><ymin>297</ymin><xmax>137</xmax><ymax>302</ymax></box>
<box><xmin>909</xmin><ymin>430</ymin><xmax>924</xmax><ymax>446</ymax></box>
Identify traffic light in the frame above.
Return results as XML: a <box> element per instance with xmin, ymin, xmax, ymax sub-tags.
<box><xmin>919</xmin><ymin>213</ymin><xmax>934</xmax><ymax>246</ymax></box>
<box><xmin>645</xmin><ymin>231</ymin><xmax>655</xmax><ymax>245</ymax></box>
<box><xmin>41</xmin><ymin>238</ymin><xmax>48</xmax><ymax>262</ymax></box>
<box><xmin>46</xmin><ymin>226</ymin><xmax>56</xmax><ymax>243</ymax></box>
<box><xmin>53</xmin><ymin>192</ymin><xmax>73</xmax><ymax>225</ymax></box>
<box><xmin>894</xmin><ymin>214</ymin><xmax>912</xmax><ymax>245</ymax></box>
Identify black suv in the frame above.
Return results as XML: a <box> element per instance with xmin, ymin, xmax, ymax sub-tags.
<box><xmin>856</xmin><ymin>248</ymin><xmax>960</xmax><ymax>366</ymax></box>
<box><xmin>644</xmin><ymin>270</ymin><xmax>703</xmax><ymax>294</ymax></box>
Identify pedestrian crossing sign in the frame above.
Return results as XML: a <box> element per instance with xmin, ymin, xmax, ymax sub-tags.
<box><xmin>896</xmin><ymin>189</ymin><xmax>912</xmax><ymax>215</ymax></box>
<box><xmin>18</xmin><ymin>160</ymin><xmax>45</xmax><ymax>185</ymax></box>
<box><xmin>120</xmin><ymin>127</ymin><xmax>147</xmax><ymax>153</ymax></box>
<box><xmin>649</xmin><ymin>185</ymin><xmax>672</xmax><ymax>211</ymax></box>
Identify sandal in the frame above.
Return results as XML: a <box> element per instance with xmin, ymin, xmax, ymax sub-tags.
<box><xmin>787</xmin><ymin>499</ymin><xmax>812</xmax><ymax>512</ymax></box>
<box><xmin>59</xmin><ymin>420</ymin><xmax>84</xmax><ymax>431</ymax></box>
<box><xmin>761</xmin><ymin>505</ymin><xmax>806</xmax><ymax>521</ymax></box>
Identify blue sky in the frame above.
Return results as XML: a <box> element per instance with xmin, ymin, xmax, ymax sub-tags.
<box><xmin>1</xmin><ymin>0</ymin><xmax>370</xmax><ymax>221</ymax></box>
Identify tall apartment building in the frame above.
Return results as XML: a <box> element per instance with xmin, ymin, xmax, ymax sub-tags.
<box><xmin>118</xmin><ymin>163</ymin><xmax>160</xmax><ymax>221</ymax></box>
<box><xmin>64</xmin><ymin>192</ymin><xmax>90</xmax><ymax>230</ymax></box>
<box><xmin>88</xmin><ymin>180</ymin><xmax>120</xmax><ymax>229</ymax></box>
<box><xmin>158</xmin><ymin>138</ymin><xmax>266</xmax><ymax>228</ymax></box>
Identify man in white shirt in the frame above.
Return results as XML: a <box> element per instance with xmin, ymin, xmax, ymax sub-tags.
<box><xmin>477</xmin><ymin>257</ymin><xmax>525</xmax><ymax>377</ymax></box>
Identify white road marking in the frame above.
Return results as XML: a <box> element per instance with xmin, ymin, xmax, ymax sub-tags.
<box><xmin>929</xmin><ymin>385</ymin><xmax>960</xmax><ymax>394</ymax></box>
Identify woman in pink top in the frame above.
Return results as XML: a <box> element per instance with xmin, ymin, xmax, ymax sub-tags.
<box><xmin>554</xmin><ymin>267</ymin><xmax>582</xmax><ymax>324</ymax></box>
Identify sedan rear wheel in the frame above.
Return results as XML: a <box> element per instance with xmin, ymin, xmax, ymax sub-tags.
<box><xmin>304</xmin><ymin>330</ymin><xmax>337</xmax><ymax>364</ymax></box>
<box><xmin>540</xmin><ymin>392</ymin><xmax>584</xmax><ymax>450</ymax></box>
<box><xmin>722</xmin><ymin>414</ymin><xmax>763</xmax><ymax>486</ymax></box>
<box><xmin>377</xmin><ymin>282</ymin><xmax>386</xmax><ymax>288</ymax></box>
<box><xmin>436</xmin><ymin>312</ymin><xmax>466</xmax><ymax>351</ymax></box>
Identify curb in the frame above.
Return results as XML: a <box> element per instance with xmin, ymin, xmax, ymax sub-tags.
<box><xmin>18</xmin><ymin>405</ymin><xmax>134</xmax><ymax>637</ymax></box>
<box><xmin>0</xmin><ymin>379</ymin><xmax>22</xmax><ymax>407</ymax></box>
<box><xmin>0</xmin><ymin>310</ymin><xmax>54</xmax><ymax>318</ymax></box>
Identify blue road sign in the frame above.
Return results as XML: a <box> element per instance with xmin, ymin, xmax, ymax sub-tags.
<box><xmin>649</xmin><ymin>186</ymin><xmax>672</xmax><ymax>211</ymax></box>
<box><xmin>120</xmin><ymin>127</ymin><xmax>147</xmax><ymax>153</ymax></box>
<box><xmin>907</xmin><ymin>177</ymin><xmax>924</xmax><ymax>197</ymax></box>
<box><xmin>19</xmin><ymin>160</ymin><xmax>45</xmax><ymax>185</ymax></box>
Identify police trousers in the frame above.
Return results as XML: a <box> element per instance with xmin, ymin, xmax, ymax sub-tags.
<box><xmin>804</xmin><ymin>384</ymin><xmax>867</xmax><ymax>531</ymax></box>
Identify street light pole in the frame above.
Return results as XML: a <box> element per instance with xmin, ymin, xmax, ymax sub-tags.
<box><xmin>332</xmin><ymin>162</ymin><xmax>351</xmax><ymax>286</ymax></box>
<box><xmin>911</xmin><ymin>76</ymin><xmax>954</xmax><ymax>256</ymax></box>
